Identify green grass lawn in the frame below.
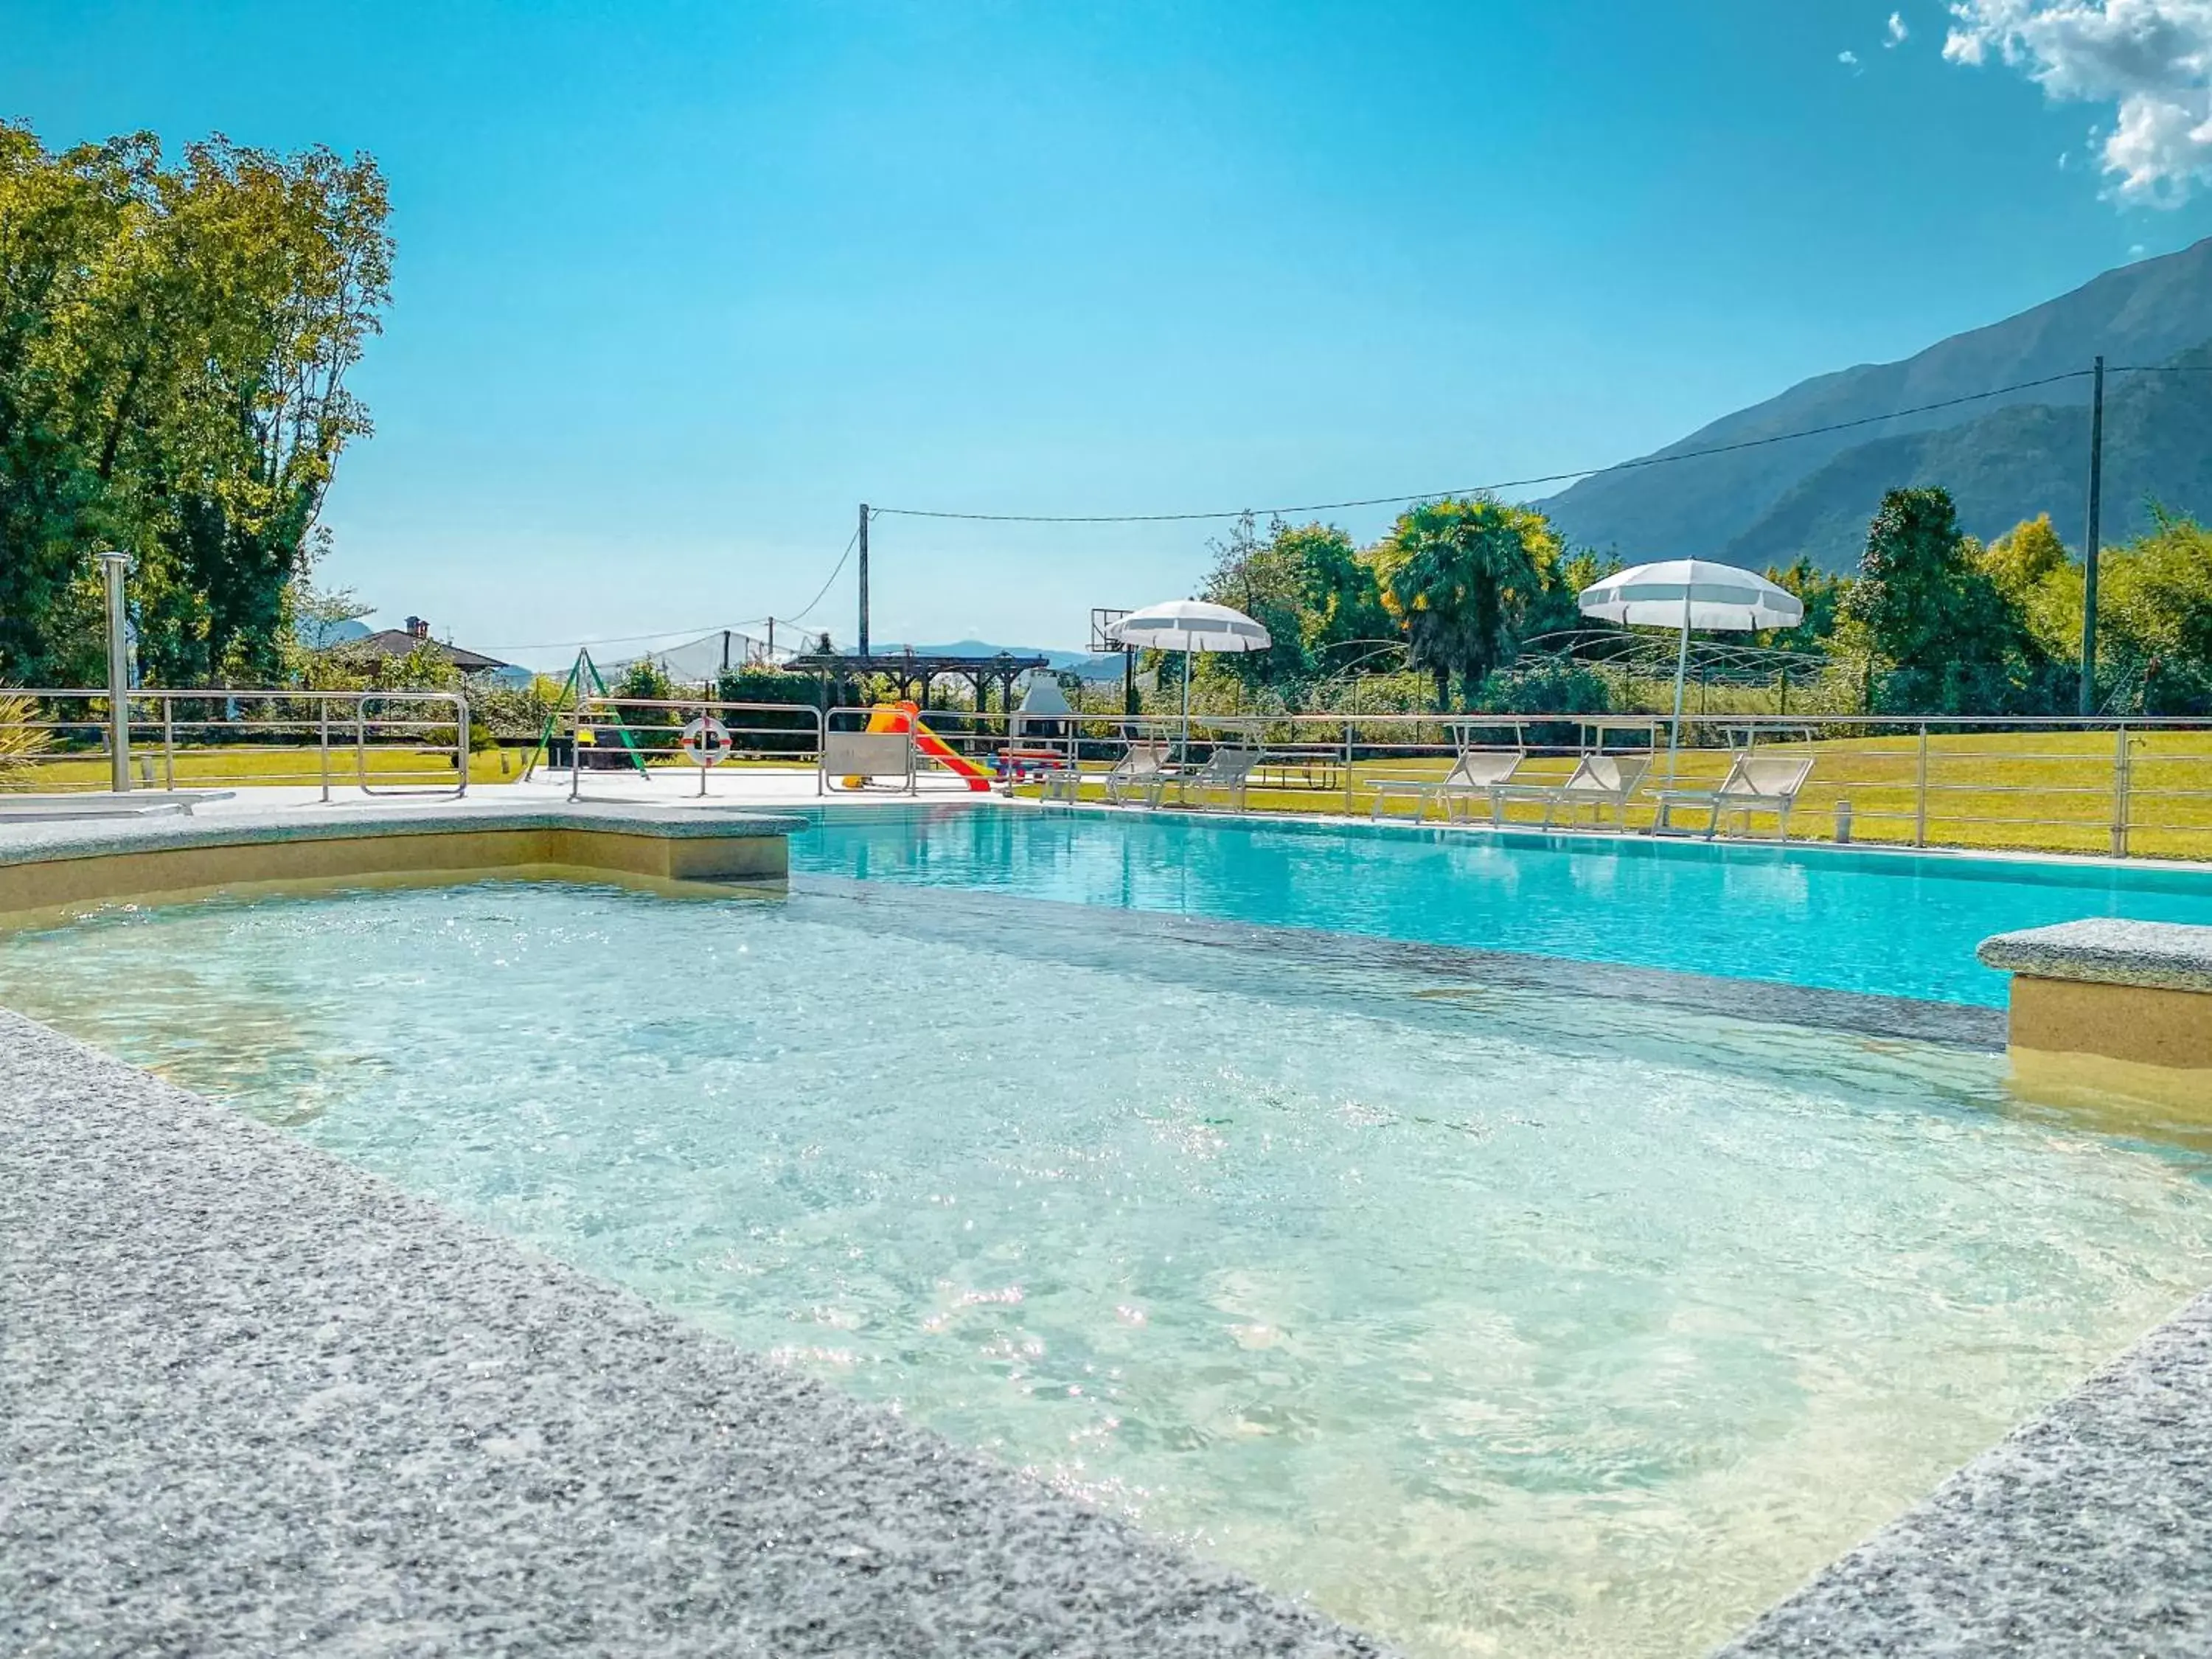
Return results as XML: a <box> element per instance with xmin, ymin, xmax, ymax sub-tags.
<box><xmin>8</xmin><ymin>745</ymin><xmax>515</xmax><ymax>790</ymax></box>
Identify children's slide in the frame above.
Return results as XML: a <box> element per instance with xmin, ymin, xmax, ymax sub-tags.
<box><xmin>860</xmin><ymin>701</ymin><xmax>992</xmax><ymax>790</ymax></box>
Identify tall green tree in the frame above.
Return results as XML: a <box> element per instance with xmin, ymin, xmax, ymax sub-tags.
<box><xmin>1761</xmin><ymin>556</ymin><xmax>1851</xmax><ymax>653</ymax></box>
<box><xmin>0</xmin><ymin>122</ymin><xmax>390</xmax><ymax>684</ymax></box>
<box><xmin>1200</xmin><ymin>513</ymin><xmax>1391</xmax><ymax>703</ymax></box>
<box><xmin>1838</xmin><ymin>487</ymin><xmax>2045</xmax><ymax>714</ymax></box>
<box><xmin>2020</xmin><ymin>509</ymin><xmax>2212</xmax><ymax>714</ymax></box>
<box><xmin>1369</xmin><ymin>495</ymin><xmax>1557</xmax><ymax>709</ymax></box>
<box><xmin>1978</xmin><ymin>513</ymin><xmax>2070</xmax><ymax>603</ymax></box>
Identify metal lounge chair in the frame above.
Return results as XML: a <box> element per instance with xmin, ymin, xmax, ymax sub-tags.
<box><xmin>1368</xmin><ymin>747</ymin><xmax>1530</xmax><ymax>824</ymax></box>
<box><xmin>1178</xmin><ymin>746</ymin><xmax>1260</xmax><ymax>812</ymax></box>
<box><xmin>1102</xmin><ymin>740</ymin><xmax>1175</xmax><ymax>806</ymax></box>
<box><xmin>1655</xmin><ymin>754</ymin><xmax>1815</xmax><ymax>840</ymax></box>
<box><xmin>1498</xmin><ymin>753</ymin><xmax>1649</xmax><ymax>830</ymax></box>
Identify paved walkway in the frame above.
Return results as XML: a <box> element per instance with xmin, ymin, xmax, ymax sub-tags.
<box><xmin>156</xmin><ymin>766</ymin><xmax>992</xmax><ymax>816</ymax></box>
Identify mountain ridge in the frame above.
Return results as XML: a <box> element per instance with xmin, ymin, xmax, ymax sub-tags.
<box><xmin>1540</xmin><ymin>237</ymin><xmax>2212</xmax><ymax>568</ymax></box>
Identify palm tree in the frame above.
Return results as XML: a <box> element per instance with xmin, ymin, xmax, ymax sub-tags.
<box><xmin>1370</xmin><ymin>497</ymin><xmax>1555</xmax><ymax>709</ymax></box>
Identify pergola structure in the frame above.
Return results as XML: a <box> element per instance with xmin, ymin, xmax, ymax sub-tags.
<box><xmin>783</xmin><ymin>650</ymin><xmax>1052</xmax><ymax>714</ymax></box>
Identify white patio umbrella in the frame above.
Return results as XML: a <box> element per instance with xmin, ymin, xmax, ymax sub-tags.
<box><xmin>1105</xmin><ymin>599</ymin><xmax>1272</xmax><ymax>757</ymax></box>
<box><xmin>1577</xmin><ymin>559</ymin><xmax>1804</xmax><ymax>779</ymax></box>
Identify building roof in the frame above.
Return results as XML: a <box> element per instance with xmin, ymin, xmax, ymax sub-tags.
<box><xmin>338</xmin><ymin>630</ymin><xmax>514</xmax><ymax>674</ymax></box>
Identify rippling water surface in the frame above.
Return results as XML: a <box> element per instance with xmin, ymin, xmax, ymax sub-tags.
<box><xmin>7</xmin><ymin>878</ymin><xmax>2211</xmax><ymax>1659</ymax></box>
<box><xmin>790</xmin><ymin>803</ymin><xmax>2212</xmax><ymax>1005</ymax></box>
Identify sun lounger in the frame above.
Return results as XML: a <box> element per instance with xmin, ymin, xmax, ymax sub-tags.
<box><xmin>1654</xmin><ymin>754</ymin><xmax>1815</xmax><ymax>840</ymax></box>
<box><xmin>1496</xmin><ymin>754</ymin><xmax>1650</xmax><ymax>830</ymax></box>
<box><xmin>1368</xmin><ymin>748</ymin><xmax>1529</xmax><ymax>824</ymax></box>
<box><xmin>1178</xmin><ymin>746</ymin><xmax>1260</xmax><ymax>812</ymax></box>
<box><xmin>1100</xmin><ymin>740</ymin><xmax>1175</xmax><ymax>805</ymax></box>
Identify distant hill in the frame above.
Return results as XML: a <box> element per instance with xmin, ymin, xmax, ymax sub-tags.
<box><xmin>1541</xmin><ymin>237</ymin><xmax>2212</xmax><ymax>571</ymax></box>
<box><xmin>1719</xmin><ymin>343</ymin><xmax>2212</xmax><ymax>568</ymax></box>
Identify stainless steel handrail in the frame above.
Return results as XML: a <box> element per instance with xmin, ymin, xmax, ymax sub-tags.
<box><xmin>559</xmin><ymin>698</ymin><xmax>830</xmax><ymax>802</ymax></box>
<box><xmin>0</xmin><ymin>687</ymin><xmax>472</xmax><ymax>799</ymax></box>
<box><xmin>1023</xmin><ymin>706</ymin><xmax>2212</xmax><ymax>858</ymax></box>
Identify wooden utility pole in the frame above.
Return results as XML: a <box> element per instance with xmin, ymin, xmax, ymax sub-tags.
<box><xmin>854</xmin><ymin>507</ymin><xmax>872</xmax><ymax>664</ymax></box>
<box><xmin>2079</xmin><ymin>355</ymin><xmax>2104</xmax><ymax>716</ymax></box>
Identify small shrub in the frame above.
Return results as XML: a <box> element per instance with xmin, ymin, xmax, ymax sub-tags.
<box><xmin>0</xmin><ymin>691</ymin><xmax>54</xmax><ymax>787</ymax></box>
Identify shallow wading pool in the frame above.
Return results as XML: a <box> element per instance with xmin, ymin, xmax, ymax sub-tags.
<box><xmin>5</xmin><ymin>867</ymin><xmax>2211</xmax><ymax>1658</ymax></box>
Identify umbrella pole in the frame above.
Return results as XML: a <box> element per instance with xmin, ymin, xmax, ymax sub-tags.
<box><xmin>1668</xmin><ymin>595</ymin><xmax>1691</xmax><ymax>785</ymax></box>
<box><xmin>1180</xmin><ymin>639</ymin><xmax>1192</xmax><ymax>767</ymax></box>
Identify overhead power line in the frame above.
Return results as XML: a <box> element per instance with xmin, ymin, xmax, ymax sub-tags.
<box><xmin>480</xmin><ymin>522</ymin><xmax>866</xmax><ymax>655</ymax></box>
<box><xmin>866</xmin><ymin>367</ymin><xmax>2129</xmax><ymax>526</ymax></box>
<box><xmin>782</xmin><ymin>524</ymin><xmax>861</xmax><ymax>625</ymax></box>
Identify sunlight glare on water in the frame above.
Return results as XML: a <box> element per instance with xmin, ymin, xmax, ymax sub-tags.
<box><xmin>6</xmin><ymin>880</ymin><xmax>2211</xmax><ymax>1659</ymax></box>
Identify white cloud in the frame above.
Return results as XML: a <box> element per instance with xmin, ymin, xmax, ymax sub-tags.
<box><xmin>1887</xmin><ymin>11</ymin><xmax>1912</xmax><ymax>45</ymax></box>
<box><xmin>1840</xmin><ymin>47</ymin><xmax>1863</xmax><ymax>65</ymax></box>
<box><xmin>1944</xmin><ymin>0</ymin><xmax>2212</xmax><ymax>204</ymax></box>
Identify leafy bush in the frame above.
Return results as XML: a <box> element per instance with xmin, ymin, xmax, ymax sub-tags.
<box><xmin>713</xmin><ymin>667</ymin><xmax>824</xmax><ymax>755</ymax></box>
<box><xmin>0</xmin><ymin>690</ymin><xmax>53</xmax><ymax>786</ymax></box>
<box><xmin>1476</xmin><ymin>663</ymin><xmax>1613</xmax><ymax>717</ymax></box>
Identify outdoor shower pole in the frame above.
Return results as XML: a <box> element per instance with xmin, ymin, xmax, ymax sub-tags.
<box><xmin>99</xmin><ymin>550</ymin><xmax>131</xmax><ymax>793</ymax></box>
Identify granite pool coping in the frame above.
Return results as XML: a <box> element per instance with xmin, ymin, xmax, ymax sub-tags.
<box><xmin>0</xmin><ymin>1009</ymin><xmax>1391</xmax><ymax>1658</ymax></box>
<box><xmin>0</xmin><ymin>799</ymin><xmax>804</xmax><ymax>868</ymax></box>
<box><xmin>1714</xmin><ymin>1285</ymin><xmax>2212</xmax><ymax>1657</ymax></box>
<box><xmin>1978</xmin><ymin>917</ymin><xmax>2212</xmax><ymax>993</ymax></box>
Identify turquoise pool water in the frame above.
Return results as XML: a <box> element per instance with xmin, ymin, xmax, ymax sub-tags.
<box><xmin>791</xmin><ymin>804</ymin><xmax>2212</xmax><ymax>1006</ymax></box>
<box><xmin>6</xmin><ymin>879</ymin><xmax>2211</xmax><ymax>1659</ymax></box>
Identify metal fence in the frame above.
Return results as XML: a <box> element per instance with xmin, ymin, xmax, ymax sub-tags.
<box><xmin>1026</xmin><ymin>709</ymin><xmax>2212</xmax><ymax>861</ymax></box>
<box><xmin>555</xmin><ymin>697</ymin><xmax>829</xmax><ymax>799</ymax></box>
<box><xmin>0</xmin><ymin>688</ymin><xmax>473</xmax><ymax>799</ymax></box>
<box><xmin>13</xmin><ymin>681</ymin><xmax>2212</xmax><ymax>862</ymax></box>
<box><xmin>551</xmin><ymin>699</ymin><xmax>2212</xmax><ymax>858</ymax></box>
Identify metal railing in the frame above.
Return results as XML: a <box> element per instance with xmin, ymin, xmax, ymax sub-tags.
<box><xmin>0</xmin><ymin>688</ymin><xmax>473</xmax><ymax>799</ymax></box>
<box><xmin>1027</xmin><ymin>708</ymin><xmax>2212</xmax><ymax>861</ymax></box>
<box><xmin>641</xmin><ymin>698</ymin><xmax>2212</xmax><ymax>861</ymax></box>
<box><xmin>18</xmin><ymin>678</ymin><xmax>2202</xmax><ymax>863</ymax></box>
<box><xmin>556</xmin><ymin>698</ymin><xmax>829</xmax><ymax>800</ymax></box>
<box><xmin>552</xmin><ymin>700</ymin><xmax>1074</xmax><ymax>801</ymax></box>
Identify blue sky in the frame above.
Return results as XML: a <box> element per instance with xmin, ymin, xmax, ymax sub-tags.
<box><xmin>6</xmin><ymin>0</ymin><xmax>2211</xmax><ymax>664</ymax></box>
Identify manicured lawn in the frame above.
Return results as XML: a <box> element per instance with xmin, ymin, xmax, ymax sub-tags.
<box><xmin>9</xmin><ymin>745</ymin><xmax>517</xmax><ymax>790</ymax></box>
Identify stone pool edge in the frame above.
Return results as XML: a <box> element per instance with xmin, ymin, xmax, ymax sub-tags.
<box><xmin>0</xmin><ymin>1008</ymin><xmax>1393</xmax><ymax>1659</ymax></box>
<box><xmin>0</xmin><ymin>801</ymin><xmax>804</xmax><ymax>913</ymax></box>
<box><xmin>1979</xmin><ymin>919</ymin><xmax>2212</xmax><ymax>1113</ymax></box>
<box><xmin>1712</xmin><ymin>1283</ymin><xmax>2212</xmax><ymax>1656</ymax></box>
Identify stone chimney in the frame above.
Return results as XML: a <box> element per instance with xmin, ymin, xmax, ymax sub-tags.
<box><xmin>405</xmin><ymin>616</ymin><xmax>429</xmax><ymax>640</ymax></box>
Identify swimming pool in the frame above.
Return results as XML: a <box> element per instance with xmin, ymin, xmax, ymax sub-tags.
<box><xmin>791</xmin><ymin>804</ymin><xmax>2212</xmax><ymax>1006</ymax></box>
<box><xmin>6</xmin><ymin>875</ymin><xmax>2210</xmax><ymax>1659</ymax></box>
